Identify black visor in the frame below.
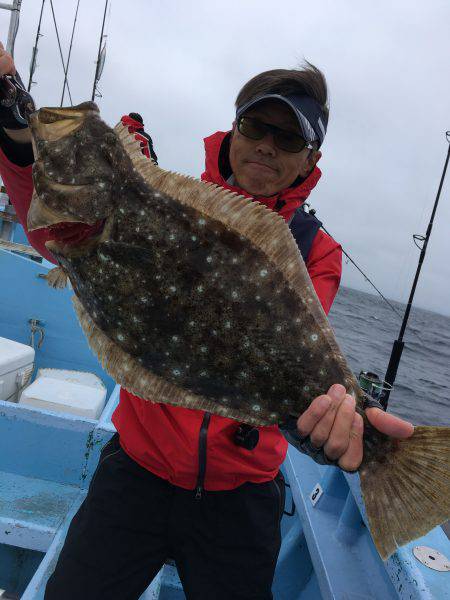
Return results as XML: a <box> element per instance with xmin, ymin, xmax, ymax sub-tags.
<box><xmin>236</xmin><ymin>93</ymin><xmax>328</xmax><ymax>147</ymax></box>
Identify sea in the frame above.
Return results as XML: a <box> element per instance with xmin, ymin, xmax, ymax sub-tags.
<box><xmin>328</xmin><ymin>286</ymin><xmax>450</xmax><ymax>427</ymax></box>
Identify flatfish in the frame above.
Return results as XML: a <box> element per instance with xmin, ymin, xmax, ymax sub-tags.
<box><xmin>27</xmin><ymin>102</ymin><xmax>450</xmax><ymax>560</ymax></box>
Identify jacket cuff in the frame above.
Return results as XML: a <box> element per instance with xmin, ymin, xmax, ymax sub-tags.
<box><xmin>279</xmin><ymin>417</ymin><xmax>337</xmax><ymax>466</ymax></box>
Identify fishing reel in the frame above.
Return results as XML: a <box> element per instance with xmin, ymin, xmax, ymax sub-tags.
<box><xmin>0</xmin><ymin>73</ymin><xmax>35</xmax><ymax>128</ymax></box>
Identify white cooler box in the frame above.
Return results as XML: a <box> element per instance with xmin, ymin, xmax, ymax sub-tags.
<box><xmin>19</xmin><ymin>368</ymin><xmax>107</xmax><ymax>419</ymax></box>
<box><xmin>0</xmin><ymin>336</ymin><xmax>35</xmax><ymax>402</ymax></box>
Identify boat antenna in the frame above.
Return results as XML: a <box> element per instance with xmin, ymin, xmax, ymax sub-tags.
<box><xmin>27</xmin><ymin>0</ymin><xmax>46</xmax><ymax>91</ymax></box>
<box><xmin>60</xmin><ymin>0</ymin><xmax>81</xmax><ymax>106</ymax></box>
<box><xmin>91</xmin><ymin>0</ymin><xmax>109</xmax><ymax>101</ymax></box>
<box><xmin>380</xmin><ymin>131</ymin><xmax>450</xmax><ymax>409</ymax></box>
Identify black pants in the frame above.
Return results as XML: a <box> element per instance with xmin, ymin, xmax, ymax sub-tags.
<box><xmin>45</xmin><ymin>434</ymin><xmax>285</xmax><ymax>600</ymax></box>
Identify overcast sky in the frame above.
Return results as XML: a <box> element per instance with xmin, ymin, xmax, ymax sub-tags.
<box><xmin>2</xmin><ymin>0</ymin><xmax>450</xmax><ymax>315</ymax></box>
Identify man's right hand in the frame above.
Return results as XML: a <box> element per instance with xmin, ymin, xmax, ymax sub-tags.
<box><xmin>0</xmin><ymin>41</ymin><xmax>16</xmax><ymax>76</ymax></box>
<box><xmin>0</xmin><ymin>41</ymin><xmax>31</xmax><ymax>143</ymax></box>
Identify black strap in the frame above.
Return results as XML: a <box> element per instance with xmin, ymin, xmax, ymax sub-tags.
<box><xmin>288</xmin><ymin>205</ymin><xmax>322</xmax><ymax>262</ymax></box>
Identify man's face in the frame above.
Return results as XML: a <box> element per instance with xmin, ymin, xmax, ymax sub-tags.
<box><xmin>229</xmin><ymin>100</ymin><xmax>321</xmax><ymax>197</ymax></box>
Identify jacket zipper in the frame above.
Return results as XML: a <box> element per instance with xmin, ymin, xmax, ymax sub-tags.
<box><xmin>195</xmin><ymin>412</ymin><xmax>211</xmax><ymax>500</ymax></box>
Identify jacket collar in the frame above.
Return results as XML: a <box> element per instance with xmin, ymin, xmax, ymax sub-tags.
<box><xmin>201</xmin><ymin>130</ymin><xmax>322</xmax><ymax>222</ymax></box>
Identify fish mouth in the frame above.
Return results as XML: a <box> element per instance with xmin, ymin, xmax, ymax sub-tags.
<box><xmin>27</xmin><ymin>102</ymin><xmax>108</xmax><ymax>234</ymax></box>
<box><xmin>29</xmin><ymin>101</ymin><xmax>99</xmax><ymax>145</ymax></box>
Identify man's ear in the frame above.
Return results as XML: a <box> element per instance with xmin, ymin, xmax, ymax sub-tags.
<box><xmin>308</xmin><ymin>149</ymin><xmax>322</xmax><ymax>170</ymax></box>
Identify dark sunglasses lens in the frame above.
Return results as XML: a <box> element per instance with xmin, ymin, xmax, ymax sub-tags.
<box><xmin>238</xmin><ymin>117</ymin><xmax>266</xmax><ymax>140</ymax></box>
<box><xmin>275</xmin><ymin>132</ymin><xmax>307</xmax><ymax>153</ymax></box>
<box><xmin>238</xmin><ymin>117</ymin><xmax>308</xmax><ymax>152</ymax></box>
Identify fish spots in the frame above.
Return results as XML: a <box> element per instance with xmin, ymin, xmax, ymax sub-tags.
<box><xmin>191</xmin><ymin>235</ymin><xmax>197</xmax><ymax>241</ymax></box>
<box><xmin>172</xmin><ymin>369</ymin><xmax>181</xmax><ymax>376</ymax></box>
<box><xmin>231</xmin><ymin>291</ymin><xmax>239</xmax><ymax>299</ymax></box>
<box><xmin>260</xmin><ymin>269</ymin><xmax>268</xmax><ymax>277</ymax></box>
<box><xmin>252</xmin><ymin>404</ymin><xmax>261</xmax><ymax>412</ymax></box>
<box><xmin>169</xmin><ymin>286</ymin><xmax>177</xmax><ymax>293</ymax></box>
<box><xmin>275</xmin><ymin>325</ymin><xmax>282</xmax><ymax>332</ymax></box>
<box><xmin>206</xmin><ymin>256</ymin><xmax>213</xmax><ymax>263</ymax></box>
<box><xmin>171</xmin><ymin>335</ymin><xmax>179</xmax><ymax>342</ymax></box>
<box><xmin>200</xmin><ymin>346</ymin><xmax>208</xmax><ymax>353</ymax></box>
<box><xmin>196</xmin><ymin>285</ymin><xmax>204</xmax><ymax>293</ymax></box>
<box><xmin>311</xmin><ymin>334</ymin><xmax>318</xmax><ymax>342</ymax></box>
<box><xmin>303</xmin><ymin>385</ymin><xmax>310</xmax><ymax>392</ymax></box>
<box><xmin>224</xmin><ymin>321</ymin><xmax>231</xmax><ymax>329</ymax></box>
<box><xmin>198</xmin><ymin>218</ymin><xmax>206</xmax><ymax>226</ymax></box>
<box><xmin>117</xmin><ymin>333</ymin><xmax>125</xmax><ymax>341</ymax></box>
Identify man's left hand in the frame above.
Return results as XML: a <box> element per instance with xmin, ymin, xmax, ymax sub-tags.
<box><xmin>296</xmin><ymin>384</ymin><xmax>414</xmax><ymax>471</ymax></box>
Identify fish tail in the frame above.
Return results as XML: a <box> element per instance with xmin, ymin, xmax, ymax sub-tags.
<box><xmin>43</xmin><ymin>266</ymin><xmax>69</xmax><ymax>289</ymax></box>
<box><xmin>360</xmin><ymin>425</ymin><xmax>450</xmax><ymax>560</ymax></box>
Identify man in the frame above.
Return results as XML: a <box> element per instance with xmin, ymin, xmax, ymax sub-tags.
<box><xmin>0</xmin><ymin>44</ymin><xmax>413</xmax><ymax>599</ymax></box>
<box><xmin>122</xmin><ymin>111</ymin><xmax>159</xmax><ymax>164</ymax></box>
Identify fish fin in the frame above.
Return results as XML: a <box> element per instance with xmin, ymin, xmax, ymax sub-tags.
<box><xmin>360</xmin><ymin>426</ymin><xmax>450</xmax><ymax>560</ymax></box>
<box><xmin>73</xmin><ymin>296</ymin><xmax>270</xmax><ymax>426</ymax></box>
<box><xmin>44</xmin><ymin>266</ymin><xmax>69</xmax><ymax>289</ymax></box>
<box><xmin>114</xmin><ymin>121</ymin><xmax>359</xmax><ymax>396</ymax></box>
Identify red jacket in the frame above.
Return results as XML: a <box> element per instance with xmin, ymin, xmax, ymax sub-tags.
<box><xmin>0</xmin><ymin>127</ymin><xmax>342</xmax><ymax>491</ymax></box>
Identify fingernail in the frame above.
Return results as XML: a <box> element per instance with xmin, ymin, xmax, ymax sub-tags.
<box><xmin>319</xmin><ymin>396</ymin><xmax>331</xmax><ymax>410</ymax></box>
<box><xmin>344</xmin><ymin>395</ymin><xmax>355</xmax><ymax>407</ymax></box>
<box><xmin>329</xmin><ymin>383</ymin><xmax>346</xmax><ymax>398</ymax></box>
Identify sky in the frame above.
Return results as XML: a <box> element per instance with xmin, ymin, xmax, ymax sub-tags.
<box><xmin>1</xmin><ymin>0</ymin><xmax>450</xmax><ymax>316</ymax></box>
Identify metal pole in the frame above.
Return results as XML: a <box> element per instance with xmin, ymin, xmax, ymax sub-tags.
<box><xmin>381</xmin><ymin>132</ymin><xmax>450</xmax><ymax>408</ymax></box>
<box><xmin>27</xmin><ymin>0</ymin><xmax>46</xmax><ymax>91</ymax></box>
<box><xmin>91</xmin><ymin>0</ymin><xmax>108</xmax><ymax>101</ymax></box>
<box><xmin>5</xmin><ymin>0</ymin><xmax>21</xmax><ymax>56</ymax></box>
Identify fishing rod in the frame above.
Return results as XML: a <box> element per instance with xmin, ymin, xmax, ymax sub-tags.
<box><xmin>91</xmin><ymin>0</ymin><xmax>108</xmax><ymax>101</ymax></box>
<box><xmin>380</xmin><ymin>131</ymin><xmax>450</xmax><ymax>409</ymax></box>
<box><xmin>27</xmin><ymin>0</ymin><xmax>46</xmax><ymax>91</ymax></box>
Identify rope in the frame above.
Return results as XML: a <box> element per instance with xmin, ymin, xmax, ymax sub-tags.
<box><xmin>49</xmin><ymin>0</ymin><xmax>73</xmax><ymax>105</ymax></box>
<box><xmin>310</xmin><ymin>214</ymin><xmax>426</xmax><ymax>345</ymax></box>
<box><xmin>60</xmin><ymin>0</ymin><xmax>81</xmax><ymax>106</ymax></box>
<box><xmin>0</xmin><ymin>238</ymin><xmax>41</xmax><ymax>257</ymax></box>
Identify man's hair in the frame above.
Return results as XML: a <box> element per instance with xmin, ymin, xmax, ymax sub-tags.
<box><xmin>235</xmin><ymin>61</ymin><xmax>329</xmax><ymax>122</ymax></box>
<box><xmin>129</xmin><ymin>112</ymin><xmax>144</xmax><ymax>125</ymax></box>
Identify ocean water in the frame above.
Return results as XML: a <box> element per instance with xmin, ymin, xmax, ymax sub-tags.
<box><xmin>328</xmin><ymin>286</ymin><xmax>450</xmax><ymax>427</ymax></box>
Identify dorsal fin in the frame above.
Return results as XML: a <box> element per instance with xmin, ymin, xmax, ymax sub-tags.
<box><xmin>114</xmin><ymin>122</ymin><xmax>358</xmax><ymax>397</ymax></box>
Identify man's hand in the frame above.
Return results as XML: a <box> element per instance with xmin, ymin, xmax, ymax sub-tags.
<box><xmin>296</xmin><ymin>384</ymin><xmax>414</xmax><ymax>471</ymax></box>
<box><xmin>0</xmin><ymin>41</ymin><xmax>16</xmax><ymax>76</ymax></box>
<box><xmin>0</xmin><ymin>41</ymin><xmax>32</xmax><ymax>143</ymax></box>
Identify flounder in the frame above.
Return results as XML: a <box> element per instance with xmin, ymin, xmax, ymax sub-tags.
<box><xmin>27</xmin><ymin>102</ymin><xmax>450</xmax><ymax>560</ymax></box>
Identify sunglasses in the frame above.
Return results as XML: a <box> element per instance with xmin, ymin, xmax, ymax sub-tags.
<box><xmin>237</xmin><ymin>116</ymin><xmax>314</xmax><ymax>153</ymax></box>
